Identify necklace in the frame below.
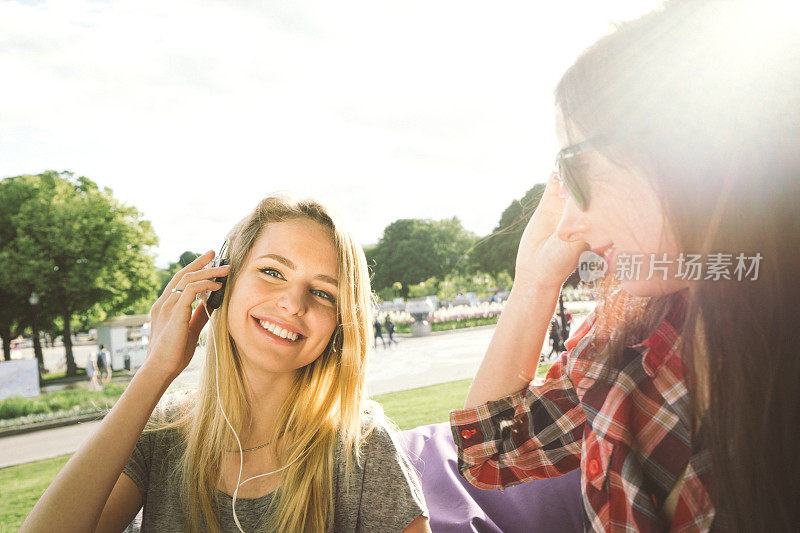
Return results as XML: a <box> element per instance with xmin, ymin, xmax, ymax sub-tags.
<box><xmin>228</xmin><ymin>440</ymin><xmax>271</xmax><ymax>453</ymax></box>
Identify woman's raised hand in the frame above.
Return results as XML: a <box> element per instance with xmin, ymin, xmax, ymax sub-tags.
<box><xmin>514</xmin><ymin>173</ymin><xmax>587</xmax><ymax>291</ymax></box>
<box><xmin>143</xmin><ymin>250</ymin><xmax>230</xmax><ymax>383</ymax></box>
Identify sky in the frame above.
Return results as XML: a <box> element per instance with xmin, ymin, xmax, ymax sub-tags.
<box><xmin>0</xmin><ymin>0</ymin><xmax>664</xmax><ymax>268</ymax></box>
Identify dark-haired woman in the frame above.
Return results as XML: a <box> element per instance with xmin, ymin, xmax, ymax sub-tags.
<box><xmin>451</xmin><ymin>1</ymin><xmax>799</xmax><ymax>531</ymax></box>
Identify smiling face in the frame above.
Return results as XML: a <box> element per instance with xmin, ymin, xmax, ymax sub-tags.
<box><xmin>554</xmin><ymin>113</ymin><xmax>689</xmax><ymax>297</ymax></box>
<box><xmin>226</xmin><ymin>218</ymin><xmax>339</xmax><ymax>375</ymax></box>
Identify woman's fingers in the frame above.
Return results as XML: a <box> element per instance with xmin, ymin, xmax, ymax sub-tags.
<box><xmin>174</xmin><ymin>279</ymin><xmax>223</xmax><ymax>309</ymax></box>
<box><xmin>154</xmin><ymin>251</ymin><xmax>216</xmax><ymax>307</ymax></box>
<box><xmin>170</xmin><ymin>265</ymin><xmax>230</xmax><ymax>295</ymax></box>
<box><xmin>153</xmin><ymin>258</ymin><xmax>228</xmax><ymax>316</ymax></box>
<box><xmin>513</xmin><ymin>173</ymin><xmax>581</xmax><ymax>288</ymax></box>
<box><xmin>535</xmin><ymin>172</ymin><xmax>568</xmax><ymax>220</ymax></box>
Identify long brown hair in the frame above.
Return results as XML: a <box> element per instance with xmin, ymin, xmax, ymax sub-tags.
<box><xmin>555</xmin><ymin>1</ymin><xmax>800</xmax><ymax>530</ymax></box>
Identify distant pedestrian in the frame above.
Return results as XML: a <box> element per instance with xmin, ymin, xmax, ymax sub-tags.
<box><xmin>373</xmin><ymin>318</ymin><xmax>386</xmax><ymax>349</ymax></box>
<box><xmin>563</xmin><ymin>312</ymin><xmax>573</xmax><ymax>339</ymax></box>
<box><xmin>548</xmin><ymin>317</ymin><xmax>562</xmax><ymax>358</ymax></box>
<box><xmin>384</xmin><ymin>317</ymin><xmax>398</xmax><ymax>346</ymax></box>
<box><xmin>86</xmin><ymin>352</ymin><xmax>100</xmax><ymax>390</ymax></box>
<box><xmin>96</xmin><ymin>344</ymin><xmax>111</xmax><ymax>384</ymax></box>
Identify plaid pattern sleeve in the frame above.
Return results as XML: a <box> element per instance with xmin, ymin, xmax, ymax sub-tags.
<box><xmin>449</xmin><ymin>312</ymin><xmax>597</xmax><ymax>490</ymax></box>
<box><xmin>451</xmin><ymin>292</ymin><xmax>717</xmax><ymax>531</ymax></box>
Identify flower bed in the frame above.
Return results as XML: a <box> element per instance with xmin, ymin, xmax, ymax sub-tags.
<box><xmin>381</xmin><ymin>302</ymin><xmax>504</xmax><ymax>333</ymax></box>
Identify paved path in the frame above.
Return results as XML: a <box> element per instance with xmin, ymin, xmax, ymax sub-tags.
<box><xmin>1</xmin><ymin>316</ymin><xmax>588</xmax><ymax>469</ymax></box>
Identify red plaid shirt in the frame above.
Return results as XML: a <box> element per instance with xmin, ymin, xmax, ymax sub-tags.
<box><xmin>450</xmin><ymin>291</ymin><xmax>715</xmax><ymax>531</ymax></box>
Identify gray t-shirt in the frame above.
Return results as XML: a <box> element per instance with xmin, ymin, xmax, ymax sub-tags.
<box><xmin>122</xmin><ymin>406</ymin><xmax>427</xmax><ymax>532</ymax></box>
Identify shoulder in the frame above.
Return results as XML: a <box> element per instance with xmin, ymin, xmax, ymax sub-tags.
<box><xmin>153</xmin><ymin>388</ymin><xmax>196</xmax><ymax>420</ymax></box>
<box><xmin>123</xmin><ymin>390</ymin><xmax>195</xmax><ymax>499</ymax></box>
<box><xmin>358</xmin><ymin>405</ymin><xmax>404</xmax><ymax>461</ymax></box>
<box><xmin>334</xmin><ymin>402</ymin><xmax>401</xmax><ymax>462</ymax></box>
<box><xmin>333</xmin><ymin>401</ymin><xmax>421</xmax><ymax>485</ymax></box>
<box><xmin>334</xmin><ymin>403</ymin><xmax>428</xmax><ymax>530</ymax></box>
<box><xmin>143</xmin><ymin>388</ymin><xmax>196</xmax><ymax>447</ymax></box>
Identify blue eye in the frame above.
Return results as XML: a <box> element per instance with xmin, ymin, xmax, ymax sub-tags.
<box><xmin>259</xmin><ymin>267</ymin><xmax>284</xmax><ymax>279</ymax></box>
<box><xmin>311</xmin><ymin>289</ymin><xmax>336</xmax><ymax>304</ymax></box>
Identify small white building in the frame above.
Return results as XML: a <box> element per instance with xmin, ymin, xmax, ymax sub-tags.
<box><xmin>95</xmin><ymin>315</ymin><xmax>150</xmax><ymax>371</ymax></box>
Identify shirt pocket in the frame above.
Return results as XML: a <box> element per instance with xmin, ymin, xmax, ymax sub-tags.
<box><xmin>583</xmin><ymin>432</ymin><xmax>614</xmax><ymax>491</ymax></box>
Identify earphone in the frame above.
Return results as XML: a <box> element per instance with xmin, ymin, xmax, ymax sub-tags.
<box><xmin>200</xmin><ymin>243</ymin><xmax>303</xmax><ymax>533</ymax></box>
<box><xmin>204</xmin><ymin>241</ymin><xmax>229</xmax><ymax>311</ymax></box>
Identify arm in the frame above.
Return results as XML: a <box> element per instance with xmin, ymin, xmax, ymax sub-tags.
<box><xmin>21</xmin><ymin>251</ymin><xmax>229</xmax><ymax>533</ymax></box>
<box><xmin>451</xmin><ymin>175</ymin><xmax>588</xmax><ymax>489</ymax></box>
<box><xmin>465</xmin><ymin>174</ymin><xmax>585</xmax><ymax>408</ymax></box>
<box><xmin>464</xmin><ymin>281</ymin><xmax>561</xmax><ymax>408</ymax></box>
<box><xmin>21</xmin><ymin>367</ymin><xmax>170</xmax><ymax>533</ymax></box>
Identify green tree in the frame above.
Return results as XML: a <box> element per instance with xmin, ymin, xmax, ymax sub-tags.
<box><xmin>407</xmin><ymin>277</ymin><xmax>439</xmax><ymax>299</ymax></box>
<box><xmin>436</xmin><ymin>271</ymin><xmax>498</xmax><ymax>300</ymax></box>
<box><xmin>470</xmin><ymin>183</ymin><xmax>545</xmax><ymax>277</ymax></box>
<box><xmin>496</xmin><ymin>270</ymin><xmax>514</xmax><ymax>291</ymax></box>
<box><xmin>1</xmin><ymin>171</ymin><xmax>159</xmax><ymax>377</ymax></box>
<box><xmin>0</xmin><ymin>289</ymin><xmax>25</xmax><ymax>361</ymax></box>
<box><xmin>368</xmin><ymin>218</ymin><xmax>477</xmax><ymax>297</ymax></box>
<box><xmin>0</xmin><ymin>177</ymin><xmax>60</xmax><ymax>367</ymax></box>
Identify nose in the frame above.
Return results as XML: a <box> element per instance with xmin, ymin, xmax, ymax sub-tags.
<box><xmin>556</xmin><ymin>200</ymin><xmax>590</xmax><ymax>244</ymax></box>
<box><xmin>278</xmin><ymin>284</ymin><xmax>307</xmax><ymax>316</ymax></box>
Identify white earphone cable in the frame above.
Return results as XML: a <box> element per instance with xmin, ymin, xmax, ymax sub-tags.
<box><xmin>202</xmin><ymin>299</ymin><xmax>301</xmax><ymax>533</ymax></box>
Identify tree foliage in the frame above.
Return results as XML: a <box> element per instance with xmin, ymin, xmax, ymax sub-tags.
<box><xmin>0</xmin><ymin>171</ymin><xmax>159</xmax><ymax>375</ymax></box>
<box><xmin>367</xmin><ymin>218</ymin><xmax>477</xmax><ymax>297</ymax></box>
<box><xmin>469</xmin><ymin>183</ymin><xmax>545</xmax><ymax>277</ymax></box>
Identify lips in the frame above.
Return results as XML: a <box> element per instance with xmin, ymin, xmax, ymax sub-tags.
<box><xmin>592</xmin><ymin>244</ymin><xmax>615</xmax><ymax>260</ymax></box>
<box><xmin>251</xmin><ymin>315</ymin><xmax>304</xmax><ymax>344</ymax></box>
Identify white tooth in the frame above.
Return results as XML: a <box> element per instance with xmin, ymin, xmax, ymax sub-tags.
<box><xmin>288</xmin><ymin>332</ymin><xmax>296</xmax><ymax>341</ymax></box>
<box><xmin>280</xmin><ymin>329</ymin><xmax>289</xmax><ymax>339</ymax></box>
<box><xmin>273</xmin><ymin>326</ymin><xmax>283</xmax><ymax>336</ymax></box>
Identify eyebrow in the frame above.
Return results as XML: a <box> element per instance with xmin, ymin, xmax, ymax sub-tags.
<box><xmin>256</xmin><ymin>253</ymin><xmax>339</xmax><ymax>287</ymax></box>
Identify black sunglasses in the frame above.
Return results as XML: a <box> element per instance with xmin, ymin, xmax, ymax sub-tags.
<box><xmin>555</xmin><ymin>140</ymin><xmax>594</xmax><ymax>211</ymax></box>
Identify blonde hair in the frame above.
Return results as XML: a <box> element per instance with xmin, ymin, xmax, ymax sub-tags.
<box><xmin>153</xmin><ymin>195</ymin><xmax>378</xmax><ymax>532</ymax></box>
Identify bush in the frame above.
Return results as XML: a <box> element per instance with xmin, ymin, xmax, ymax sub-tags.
<box><xmin>0</xmin><ymin>383</ymin><xmax>127</xmax><ymax>421</ymax></box>
<box><xmin>407</xmin><ymin>277</ymin><xmax>438</xmax><ymax>298</ymax></box>
<box><xmin>0</xmin><ymin>397</ymin><xmax>48</xmax><ymax>419</ymax></box>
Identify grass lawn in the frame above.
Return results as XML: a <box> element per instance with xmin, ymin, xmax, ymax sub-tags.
<box><xmin>377</xmin><ymin>378</ymin><xmax>472</xmax><ymax>430</ymax></box>
<box><xmin>41</xmin><ymin>369</ymin><xmax>87</xmax><ymax>381</ymax></box>
<box><xmin>0</xmin><ymin>455</ymin><xmax>71</xmax><ymax>532</ymax></box>
<box><xmin>0</xmin><ymin>369</ymin><xmax>552</xmax><ymax>530</ymax></box>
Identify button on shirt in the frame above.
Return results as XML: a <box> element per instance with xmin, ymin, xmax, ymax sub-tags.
<box><xmin>450</xmin><ymin>291</ymin><xmax>715</xmax><ymax>531</ymax></box>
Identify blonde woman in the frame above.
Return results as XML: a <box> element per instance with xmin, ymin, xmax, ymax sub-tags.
<box><xmin>22</xmin><ymin>195</ymin><xmax>430</xmax><ymax>532</ymax></box>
